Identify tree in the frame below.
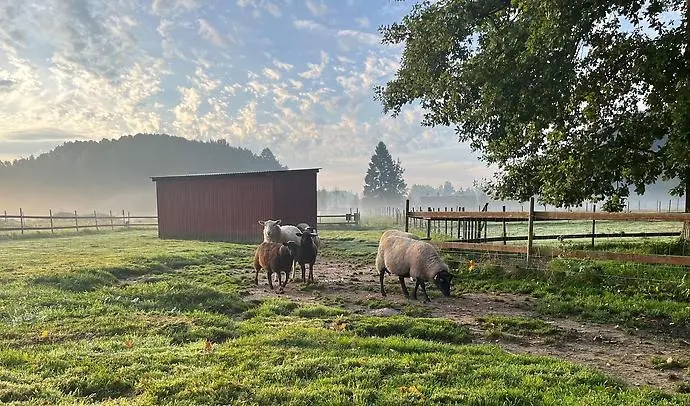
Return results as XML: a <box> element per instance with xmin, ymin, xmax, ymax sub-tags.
<box><xmin>375</xmin><ymin>0</ymin><xmax>690</xmax><ymax>238</ymax></box>
<box><xmin>259</xmin><ymin>148</ymin><xmax>285</xmax><ymax>169</ymax></box>
<box><xmin>440</xmin><ymin>181</ymin><xmax>456</xmax><ymax>196</ymax></box>
<box><xmin>362</xmin><ymin>141</ymin><xmax>408</xmax><ymax>205</ymax></box>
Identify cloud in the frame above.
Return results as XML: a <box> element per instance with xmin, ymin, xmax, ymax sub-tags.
<box><xmin>272</xmin><ymin>58</ymin><xmax>294</xmax><ymax>71</ymax></box>
<box><xmin>0</xmin><ymin>0</ymin><xmax>494</xmax><ymax>194</ymax></box>
<box><xmin>306</xmin><ymin>0</ymin><xmax>327</xmax><ymax>17</ymax></box>
<box><xmin>355</xmin><ymin>16</ymin><xmax>370</xmax><ymax>28</ymax></box>
<box><xmin>263</xmin><ymin>67</ymin><xmax>281</xmax><ymax>81</ymax></box>
<box><xmin>152</xmin><ymin>0</ymin><xmax>199</xmax><ymax>15</ymax></box>
<box><xmin>3</xmin><ymin>128</ymin><xmax>87</xmax><ymax>141</ymax></box>
<box><xmin>197</xmin><ymin>18</ymin><xmax>228</xmax><ymax>47</ymax></box>
<box><xmin>298</xmin><ymin>51</ymin><xmax>330</xmax><ymax>79</ymax></box>
<box><xmin>236</xmin><ymin>0</ymin><xmax>283</xmax><ymax>18</ymax></box>
<box><xmin>293</xmin><ymin>19</ymin><xmax>325</xmax><ymax>31</ymax></box>
<box><xmin>0</xmin><ymin>79</ymin><xmax>16</xmax><ymax>90</ymax></box>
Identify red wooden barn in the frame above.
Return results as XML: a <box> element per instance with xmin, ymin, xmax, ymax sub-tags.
<box><xmin>151</xmin><ymin>168</ymin><xmax>320</xmax><ymax>242</ymax></box>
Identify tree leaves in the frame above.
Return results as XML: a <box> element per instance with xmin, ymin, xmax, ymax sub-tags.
<box><xmin>377</xmin><ymin>0</ymin><xmax>689</xmax><ymax>209</ymax></box>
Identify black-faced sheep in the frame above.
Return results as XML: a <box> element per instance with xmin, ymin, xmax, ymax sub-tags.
<box><xmin>376</xmin><ymin>229</ymin><xmax>453</xmax><ymax>302</ymax></box>
<box><xmin>253</xmin><ymin>241</ymin><xmax>299</xmax><ymax>290</ymax></box>
<box><xmin>295</xmin><ymin>227</ymin><xmax>319</xmax><ymax>283</ymax></box>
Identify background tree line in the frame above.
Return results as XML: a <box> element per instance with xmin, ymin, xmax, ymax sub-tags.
<box><xmin>0</xmin><ymin>133</ymin><xmax>286</xmax><ymax>213</ymax></box>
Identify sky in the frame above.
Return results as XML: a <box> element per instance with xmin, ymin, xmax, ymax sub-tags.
<box><xmin>0</xmin><ymin>0</ymin><xmax>492</xmax><ymax>194</ymax></box>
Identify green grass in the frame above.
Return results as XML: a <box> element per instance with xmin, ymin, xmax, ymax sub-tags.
<box><xmin>452</xmin><ymin>257</ymin><xmax>690</xmax><ymax>336</ymax></box>
<box><xmin>476</xmin><ymin>315</ymin><xmax>579</xmax><ymax>344</ymax></box>
<box><xmin>0</xmin><ymin>229</ymin><xmax>688</xmax><ymax>404</ymax></box>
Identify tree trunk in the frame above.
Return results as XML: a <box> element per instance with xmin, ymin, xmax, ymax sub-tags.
<box><xmin>682</xmin><ymin>176</ymin><xmax>690</xmax><ymax>241</ymax></box>
<box><xmin>682</xmin><ymin>0</ymin><xmax>690</xmax><ymax>241</ymax></box>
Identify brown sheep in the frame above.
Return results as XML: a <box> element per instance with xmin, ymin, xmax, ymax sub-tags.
<box><xmin>253</xmin><ymin>241</ymin><xmax>299</xmax><ymax>289</ymax></box>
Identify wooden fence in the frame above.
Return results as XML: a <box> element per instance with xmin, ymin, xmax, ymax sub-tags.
<box><xmin>1</xmin><ymin>209</ymin><xmax>158</xmax><ymax>235</ymax></box>
<box><xmin>317</xmin><ymin>209</ymin><xmax>361</xmax><ymax>227</ymax></box>
<box><xmin>404</xmin><ymin>198</ymin><xmax>690</xmax><ymax>267</ymax></box>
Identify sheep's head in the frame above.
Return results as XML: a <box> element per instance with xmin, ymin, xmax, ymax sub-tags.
<box><xmin>259</xmin><ymin>219</ymin><xmax>282</xmax><ymax>242</ymax></box>
<box><xmin>433</xmin><ymin>268</ymin><xmax>453</xmax><ymax>297</ymax></box>
<box><xmin>282</xmin><ymin>241</ymin><xmax>299</xmax><ymax>258</ymax></box>
<box><xmin>295</xmin><ymin>227</ymin><xmax>318</xmax><ymax>242</ymax></box>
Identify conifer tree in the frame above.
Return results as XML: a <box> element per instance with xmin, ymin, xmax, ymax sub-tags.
<box><xmin>362</xmin><ymin>141</ymin><xmax>407</xmax><ymax>205</ymax></box>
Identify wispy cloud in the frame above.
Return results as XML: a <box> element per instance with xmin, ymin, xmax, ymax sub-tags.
<box><xmin>0</xmin><ymin>0</ymin><xmax>493</xmax><ymax>193</ymax></box>
<box><xmin>305</xmin><ymin>0</ymin><xmax>328</xmax><ymax>17</ymax></box>
<box><xmin>197</xmin><ymin>18</ymin><xmax>228</xmax><ymax>47</ymax></box>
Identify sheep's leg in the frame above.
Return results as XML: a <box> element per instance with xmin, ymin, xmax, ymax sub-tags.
<box><xmin>379</xmin><ymin>267</ymin><xmax>387</xmax><ymax>296</ymax></box>
<box><xmin>301</xmin><ymin>262</ymin><xmax>306</xmax><ymax>282</ymax></box>
<box><xmin>399</xmin><ymin>276</ymin><xmax>409</xmax><ymax>298</ymax></box>
<box><xmin>277</xmin><ymin>270</ymin><xmax>283</xmax><ymax>288</ymax></box>
<box><xmin>416</xmin><ymin>279</ymin><xmax>430</xmax><ymax>302</ymax></box>
<box><xmin>308</xmin><ymin>262</ymin><xmax>314</xmax><ymax>283</ymax></box>
<box><xmin>281</xmin><ymin>269</ymin><xmax>289</xmax><ymax>287</ymax></box>
<box><xmin>267</xmin><ymin>271</ymin><xmax>274</xmax><ymax>290</ymax></box>
<box><xmin>254</xmin><ymin>266</ymin><xmax>260</xmax><ymax>285</ymax></box>
<box><xmin>253</xmin><ymin>258</ymin><xmax>261</xmax><ymax>285</ymax></box>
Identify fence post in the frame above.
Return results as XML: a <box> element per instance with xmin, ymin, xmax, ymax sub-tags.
<box><xmin>426</xmin><ymin>207</ymin><xmax>432</xmax><ymax>239</ymax></box>
<box><xmin>457</xmin><ymin>206</ymin><xmax>461</xmax><ymax>239</ymax></box>
<box><xmin>404</xmin><ymin>199</ymin><xmax>410</xmax><ymax>232</ymax></box>
<box><xmin>110</xmin><ymin>210</ymin><xmax>114</xmax><ymax>230</ymax></box>
<box><xmin>668</xmin><ymin>199</ymin><xmax>672</xmax><ymax>212</ymax></box>
<box><xmin>49</xmin><ymin>209</ymin><xmax>54</xmax><ymax>234</ymax></box>
<box><xmin>526</xmin><ymin>197</ymin><xmax>535</xmax><ymax>264</ymax></box>
<box><xmin>74</xmin><ymin>210</ymin><xmax>79</xmax><ymax>233</ymax></box>
<box><xmin>122</xmin><ymin>210</ymin><xmax>126</xmax><ymax>228</ymax></box>
<box><xmin>3</xmin><ymin>210</ymin><xmax>6</xmax><ymax>224</ymax></box>
<box><xmin>94</xmin><ymin>210</ymin><xmax>99</xmax><ymax>231</ymax></box>
<box><xmin>19</xmin><ymin>208</ymin><xmax>24</xmax><ymax>235</ymax></box>
<box><xmin>592</xmin><ymin>204</ymin><xmax>597</xmax><ymax>248</ymax></box>
<box><xmin>502</xmin><ymin>205</ymin><xmax>507</xmax><ymax>245</ymax></box>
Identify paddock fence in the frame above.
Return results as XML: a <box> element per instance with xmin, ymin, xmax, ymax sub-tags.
<box><xmin>404</xmin><ymin>198</ymin><xmax>690</xmax><ymax>267</ymax></box>
<box><xmin>1</xmin><ymin>209</ymin><xmax>158</xmax><ymax>236</ymax></box>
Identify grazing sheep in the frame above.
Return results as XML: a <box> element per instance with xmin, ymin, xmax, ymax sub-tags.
<box><xmin>295</xmin><ymin>227</ymin><xmax>319</xmax><ymax>283</ymax></box>
<box><xmin>376</xmin><ymin>230</ymin><xmax>453</xmax><ymax>302</ymax></box>
<box><xmin>253</xmin><ymin>241</ymin><xmax>299</xmax><ymax>289</ymax></box>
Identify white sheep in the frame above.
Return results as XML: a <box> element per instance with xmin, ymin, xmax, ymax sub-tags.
<box><xmin>375</xmin><ymin>229</ymin><xmax>453</xmax><ymax>302</ymax></box>
<box><xmin>259</xmin><ymin>219</ymin><xmax>302</xmax><ymax>244</ymax></box>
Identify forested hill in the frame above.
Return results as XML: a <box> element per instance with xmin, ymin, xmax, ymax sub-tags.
<box><xmin>0</xmin><ymin>133</ymin><xmax>287</xmax><ymax>214</ymax></box>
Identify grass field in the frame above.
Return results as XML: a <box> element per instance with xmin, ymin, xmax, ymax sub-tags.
<box><xmin>0</xmin><ymin>229</ymin><xmax>689</xmax><ymax>404</ymax></box>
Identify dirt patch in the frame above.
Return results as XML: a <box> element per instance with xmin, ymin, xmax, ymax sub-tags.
<box><xmin>242</xmin><ymin>258</ymin><xmax>690</xmax><ymax>393</ymax></box>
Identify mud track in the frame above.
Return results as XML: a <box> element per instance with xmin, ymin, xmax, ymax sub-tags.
<box><xmin>243</xmin><ymin>258</ymin><xmax>690</xmax><ymax>392</ymax></box>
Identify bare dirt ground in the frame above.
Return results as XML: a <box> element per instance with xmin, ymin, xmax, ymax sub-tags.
<box><xmin>244</xmin><ymin>258</ymin><xmax>690</xmax><ymax>393</ymax></box>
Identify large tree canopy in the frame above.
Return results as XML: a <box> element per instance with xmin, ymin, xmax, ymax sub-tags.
<box><xmin>376</xmin><ymin>0</ymin><xmax>690</xmax><ymax>212</ymax></box>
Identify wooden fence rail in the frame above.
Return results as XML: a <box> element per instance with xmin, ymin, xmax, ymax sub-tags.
<box><xmin>1</xmin><ymin>208</ymin><xmax>158</xmax><ymax>235</ymax></box>
<box><xmin>404</xmin><ymin>198</ymin><xmax>690</xmax><ymax>267</ymax></box>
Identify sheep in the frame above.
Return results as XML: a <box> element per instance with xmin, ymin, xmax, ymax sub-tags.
<box><xmin>375</xmin><ymin>229</ymin><xmax>453</xmax><ymax>302</ymax></box>
<box><xmin>259</xmin><ymin>219</ymin><xmax>302</xmax><ymax>244</ymax></box>
<box><xmin>253</xmin><ymin>241</ymin><xmax>300</xmax><ymax>290</ymax></box>
<box><xmin>261</xmin><ymin>219</ymin><xmax>322</xmax><ymax>249</ymax></box>
<box><xmin>294</xmin><ymin>227</ymin><xmax>319</xmax><ymax>283</ymax></box>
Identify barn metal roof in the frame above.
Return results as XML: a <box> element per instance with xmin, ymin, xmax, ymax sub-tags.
<box><xmin>150</xmin><ymin>167</ymin><xmax>321</xmax><ymax>181</ymax></box>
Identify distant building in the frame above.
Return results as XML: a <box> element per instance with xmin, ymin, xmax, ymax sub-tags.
<box><xmin>151</xmin><ymin>168</ymin><xmax>319</xmax><ymax>242</ymax></box>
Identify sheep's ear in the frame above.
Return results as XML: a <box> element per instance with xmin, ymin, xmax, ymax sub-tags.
<box><xmin>296</xmin><ymin>232</ymin><xmax>302</xmax><ymax>237</ymax></box>
<box><xmin>258</xmin><ymin>220</ymin><xmax>265</xmax><ymax>226</ymax></box>
<box><xmin>275</xmin><ymin>219</ymin><xmax>281</xmax><ymax>225</ymax></box>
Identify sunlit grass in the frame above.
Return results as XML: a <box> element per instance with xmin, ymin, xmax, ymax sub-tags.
<box><xmin>0</xmin><ymin>230</ymin><xmax>688</xmax><ymax>403</ymax></box>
